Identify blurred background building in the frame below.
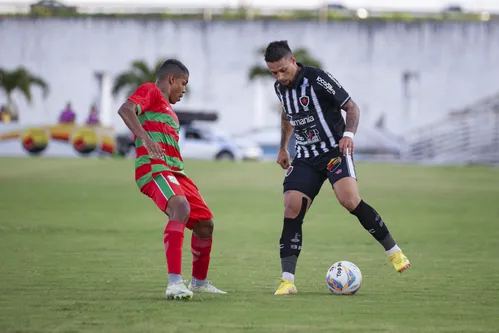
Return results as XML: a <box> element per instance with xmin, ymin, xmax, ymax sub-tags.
<box><xmin>0</xmin><ymin>0</ymin><xmax>498</xmax><ymax>164</ymax></box>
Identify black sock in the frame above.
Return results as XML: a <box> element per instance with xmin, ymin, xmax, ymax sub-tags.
<box><xmin>379</xmin><ymin>233</ymin><xmax>396</xmax><ymax>251</ymax></box>
<box><xmin>280</xmin><ymin>197</ymin><xmax>307</xmax><ymax>275</ymax></box>
<box><xmin>281</xmin><ymin>255</ymin><xmax>298</xmax><ymax>275</ymax></box>
<box><xmin>280</xmin><ymin>216</ymin><xmax>304</xmax><ymax>275</ymax></box>
<box><xmin>351</xmin><ymin>200</ymin><xmax>395</xmax><ymax>251</ymax></box>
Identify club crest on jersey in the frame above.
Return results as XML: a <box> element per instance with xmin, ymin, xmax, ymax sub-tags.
<box><xmin>327</xmin><ymin>157</ymin><xmax>342</xmax><ymax>172</ymax></box>
<box><xmin>168</xmin><ymin>175</ymin><xmax>180</xmax><ymax>185</ymax></box>
<box><xmin>299</xmin><ymin>96</ymin><xmax>309</xmax><ymax>107</ymax></box>
<box><xmin>285</xmin><ymin>166</ymin><xmax>294</xmax><ymax>177</ymax></box>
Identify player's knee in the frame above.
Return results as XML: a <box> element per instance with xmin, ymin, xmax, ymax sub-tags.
<box><xmin>338</xmin><ymin>194</ymin><xmax>361</xmax><ymax>212</ymax></box>
<box><xmin>174</xmin><ymin>204</ymin><xmax>190</xmax><ymax>223</ymax></box>
<box><xmin>176</xmin><ymin>202</ymin><xmax>191</xmax><ymax>222</ymax></box>
<box><xmin>194</xmin><ymin>219</ymin><xmax>214</xmax><ymax>239</ymax></box>
<box><xmin>283</xmin><ymin>196</ymin><xmax>310</xmax><ymax>219</ymax></box>
<box><xmin>283</xmin><ymin>204</ymin><xmax>302</xmax><ymax>219</ymax></box>
<box><xmin>166</xmin><ymin>196</ymin><xmax>191</xmax><ymax>222</ymax></box>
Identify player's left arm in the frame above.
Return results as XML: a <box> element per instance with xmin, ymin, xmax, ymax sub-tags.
<box><xmin>340</xmin><ymin>99</ymin><xmax>360</xmax><ymax>155</ymax></box>
<box><xmin>316</xmin><ymin>70</ymin><xmax>358</xmax><ymax>156</ymax></box>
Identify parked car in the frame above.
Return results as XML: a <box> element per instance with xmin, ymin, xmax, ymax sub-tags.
<box><xmin>114</xmin><ymin>124</ymin><xmax>263</xmax><ymax>161</ymax></box>
<box><xmin>179</xmin><ymin>125</ymin><xmax>263</xmax><ymax>161</ymax></box>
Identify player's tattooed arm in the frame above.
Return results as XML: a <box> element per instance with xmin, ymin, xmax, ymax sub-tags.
<box><xmin>342</xmin><ymin>99</ymin><xmax>360</xmax><ymax>134</ymax></box>
<box><xmin>280</xmin><ymin>109</ymin><xmax>293</xmax><ymax>150</ymax></box>
<box><xmin>277</xmin><ymin>109</ymin><xmax>293</xmax><ymax>169</ymax></box>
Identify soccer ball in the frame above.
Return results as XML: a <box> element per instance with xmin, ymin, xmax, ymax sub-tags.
<box><xmin>326</xmin><ymin>261</ymin><xmax>362</xmax><ymax>295</ymax></box>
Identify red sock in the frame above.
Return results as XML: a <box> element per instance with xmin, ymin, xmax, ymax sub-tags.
<box><xmin>163</xmin><ymin>220</ymin><xmax>185</xmax><ymax>275</ymax></box>
<box><xmin>191</xmin><ymin>235</ymin><xmax>212</xmax><ymax>280</ymax></box>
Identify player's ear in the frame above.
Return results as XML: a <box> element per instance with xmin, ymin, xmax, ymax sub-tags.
<box><xmin>168</xmin><ymin>73</ymin><xmax>176</xmax><ymax>85</ymax></box>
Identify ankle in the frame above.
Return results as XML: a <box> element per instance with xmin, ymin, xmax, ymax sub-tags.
<box><xmin>282</xmin><ymin>272</ymin><xmax>295</xmax><ymax>283</ymax></box>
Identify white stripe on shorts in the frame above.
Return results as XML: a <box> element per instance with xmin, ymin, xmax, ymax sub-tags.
<box><xmin>346</xmin><ymin>154</ymin><xmax>357</xmax><ymax>179</ymax></box>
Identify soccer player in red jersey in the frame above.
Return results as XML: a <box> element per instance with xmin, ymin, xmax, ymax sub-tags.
<box><xmin>118</xmin><ymin>59</ymin><xmax>227</xmax><ymax>300</ymax></box>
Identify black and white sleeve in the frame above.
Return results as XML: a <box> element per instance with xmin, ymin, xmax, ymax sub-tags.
<box><xmin>314</xmin><ymin>70</ymin><xmax>351</xmax><ymax>108</ymax></box>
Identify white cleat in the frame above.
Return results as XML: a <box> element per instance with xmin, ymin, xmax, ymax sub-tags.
<box><xmin>165</xmin><ymin>281</ymin><xmax>193</xmax><ymax>300</ymax></box>
<box><xmin>188</xmin><ymin>281</ymin><xmax>228</xmax><ymax>294</ymax></box>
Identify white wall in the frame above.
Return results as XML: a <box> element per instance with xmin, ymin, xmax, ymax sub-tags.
<box><xmin>0</xmin><ymin>18</ymin><xmax>498</xmax><ymax>136</ymax></box>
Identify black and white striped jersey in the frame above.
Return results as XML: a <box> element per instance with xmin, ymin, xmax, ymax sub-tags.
<box><xmin>274</xmin><ymin>64</ymin><xmax>351</xmax><ymax>159</ymax></box>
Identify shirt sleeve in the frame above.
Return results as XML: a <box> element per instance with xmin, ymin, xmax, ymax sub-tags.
<box><xmin>127</xmin><ymin>83</ymin><xmax>157</xmax><ymax>115</ymax></box>
<box><xmin>314</xmin><ymin>70</ymin><xmax>351</xmax><ymax>108</ymax></box>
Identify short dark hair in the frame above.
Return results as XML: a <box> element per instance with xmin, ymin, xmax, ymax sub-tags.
<box><xmin>264</xmin><ymin>40</ymin><xmax>293</xmax><ymax>62</ymax></box>
<box><xmin>157</xmin><ymin>59</ymin><xmax>189</xmax><ymax>81</ymax></box>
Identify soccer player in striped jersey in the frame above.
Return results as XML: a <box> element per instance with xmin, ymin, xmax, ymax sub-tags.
<box><xmin>118</xmin><ymin>59</ymin><xmax>227</xmax><ymax>300</ymax></box>
<box><xmin>263</xmin><ymin>41</ymin><xmax>411</xmax><ymax>296</ymax></box>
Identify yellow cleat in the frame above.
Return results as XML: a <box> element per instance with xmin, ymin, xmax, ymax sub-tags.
<box><xmin>389</xmin><ymin>251</ymin><xmax>411</xmax><ymax>273</ymax></box>
<box><xmin>274</xmin><ymin>279</ymin><xmax>297</xmax><ymax>295</ymax></box>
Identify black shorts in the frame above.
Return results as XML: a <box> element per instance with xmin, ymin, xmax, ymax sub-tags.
<box><xmin>283</xmin><ymin>149</ymin><xmax>357</xmax><ymax>200</ymax></box>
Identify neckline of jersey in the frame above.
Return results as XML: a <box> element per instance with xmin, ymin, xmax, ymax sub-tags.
<box><xmin>290</xmin><ymin>62</ymin><xmax>306</xmax><ymax>89</ymax></box>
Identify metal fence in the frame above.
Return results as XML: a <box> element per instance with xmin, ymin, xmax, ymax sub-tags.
<box><xmin>403</xmin><ymin>93</ymin><xmax>499</xmax><ymax>165</ymax></box>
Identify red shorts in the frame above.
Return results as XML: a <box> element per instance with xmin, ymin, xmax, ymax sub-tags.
<box><xmin>140</xmin><ymin>172</ymin><xmax>213</xmax><ymax>230</ymax></box>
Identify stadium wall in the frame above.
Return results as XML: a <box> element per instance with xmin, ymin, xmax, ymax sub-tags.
<box><xmin>0</xmin><ymin>18</ymin><xmax>498</xmax><ymax>136</ymax></box>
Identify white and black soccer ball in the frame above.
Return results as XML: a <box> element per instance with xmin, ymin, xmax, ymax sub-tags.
<box><xmin>326</xmin><ymin>260</ymin><xmax>362</xmax><ymax>295</ymax></box>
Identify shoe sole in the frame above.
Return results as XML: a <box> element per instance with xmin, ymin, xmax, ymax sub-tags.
<box><xmin>397</xmin><ymin>263</ymin><xmax>411</xmax><ymax>273</ymax></box>
<box><xmin>191</xmin><ymin>291</ymin><xmax>228</xmax><ymax>294</ymax></box>
<box><xmin>165</xmin><ymin>294</ymin><xmax>193</xmax><ymax>301</ymax></box>
<box><xmin>188</xmin><ymin>286</ymin><xmax>228</xmax><ymax>294</ymax></box>
<box><xmin>274</xmin><ymin>288</ymin><xmax>297</xmax><ymax>295</ymax></box>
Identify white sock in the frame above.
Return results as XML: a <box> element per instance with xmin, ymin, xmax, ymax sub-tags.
<box><xmin>191</xmin><ymin>277</ymin><xmax>206</xmax><ymax>287</ymax></box>
<box><xmin>168</xmin><ymin>274</ymin><xmax>182</xmax><ymax>285</ymax></box>
<box><xmin>282</xmin><ymin>272</ymin><xmax>295</xmax><ymax>283</ymax></box>
<box><xmin>386</xmin><ymin>245</ymin><xmax>401</xmax><ymax>256</ymax></box>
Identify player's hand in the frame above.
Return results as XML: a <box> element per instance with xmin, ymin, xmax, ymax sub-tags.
<box><xmin>143</xmin><ymin>136</ymin><xmax>164</xmax><ymax>159</ymax></box>
<box><xmin>339</xmin><ymin>137</ymin><xmax>354</xmax><ymax>156</ymax></box>
<box><xmin>276</xmin><ymin>148</ymin><xmax>290</xmax><ymax>169</ymax></box>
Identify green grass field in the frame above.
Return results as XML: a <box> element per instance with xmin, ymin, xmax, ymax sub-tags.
<box><xmin>1</xmin><ymin>157</ymin><xmax>499</xmax><ymax>333</ymax></box>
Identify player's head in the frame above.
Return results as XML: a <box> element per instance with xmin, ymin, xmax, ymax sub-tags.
<box><xmin>264</xmin><ymin>40</ymin><xmax>299</xmax><ymax>86</ymax></box>
<box><xmin>156</xmin><ymin>59</ymin><xmax>189</xmax><ymax>104</ymax></box>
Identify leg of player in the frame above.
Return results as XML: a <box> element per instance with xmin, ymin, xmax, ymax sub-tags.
<box><xmin>164</xmin><ymin>195</ymin><xmax>193</xmax><ymax>300</ymax></box>
<box><xmin>275</xmin><ymin>190</ymin><xmax>312</xmax><ymax>295</ymax></box>
<box><xmin>187</xmin><ymin>220</ymin><xmax>227</xmax><ymax>294</ymax></box>
<box><xmin>332</xmin><ymin>177</ymin><xmax>411</xmax><ymax>273</ymax></box>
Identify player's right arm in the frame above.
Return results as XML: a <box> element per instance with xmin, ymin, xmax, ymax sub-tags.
<box><xmin>117</xmin><ymin>84</ymin><xmax>164</xmax><ymax>159</ymax></box>
<box><xmin>277</xmin><ymin>107</ymin><xmax>293</xmax><ymax>169</ymax></box>
<box><xmin>275</xmin><ymin>82</ymin><xmax>293</xmax><ymax>169</ymax></box>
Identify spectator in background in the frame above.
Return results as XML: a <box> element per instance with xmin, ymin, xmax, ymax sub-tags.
<box><xmin>86</xmin><ymin>104</ymin><xmax>100</xmax><ymax>126</ymax></box>
<box><xmin>59</xmin><ymin>102</ymin><xmax>76</xmax><ymax>124</ymax></box>
<box><xmin>0</xmin><ymin>105</ymin><xmax>11</xmax><ymax>123</ymax></box>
